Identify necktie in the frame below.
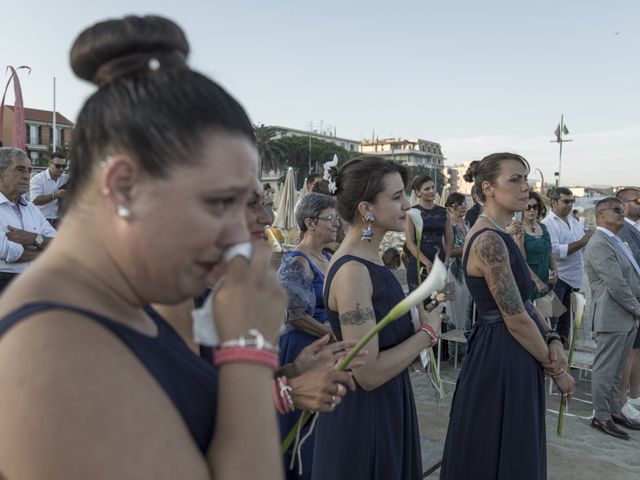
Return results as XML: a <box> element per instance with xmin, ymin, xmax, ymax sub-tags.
<box><xmin>613</xmin><ymin>235</ymin><xmax>640</xmax><ymax>278</ymax></box>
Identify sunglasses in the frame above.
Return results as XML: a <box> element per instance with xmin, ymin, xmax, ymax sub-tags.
<box><xmin>51</xmin><ymin>163</ymin><xmax>66</xmax><ymax>169</ymax></box>
<box><xmin>599</xmin><ymin>207</ymin><xmax>624</xmax><ymax>214</ymax></box>
<box><xmin>559</xmin><ymin>199</ymin><xmax>575</xmax><ymax>205</ymax></box>
<box><xmin>624</xmin><ymin>197</ymin><xmax>640</xmax><ymax>205</ymax></box>
<box><xmin>316</xmin><ymin>215</ymin><xmax>340</xmax><ymax>224</ymax></box>
<box><xmin>526</xmin><ymin>204</ymin><xmax>539</xmax><ymax>211</ymax></box>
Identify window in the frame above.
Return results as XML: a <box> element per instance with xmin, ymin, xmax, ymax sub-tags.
<box><xmin>25</xmin><ymin>123</ymin><xmax>31</xmax><ymax>144</ymax></box>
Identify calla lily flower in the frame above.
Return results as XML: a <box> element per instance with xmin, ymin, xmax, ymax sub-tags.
<box><xmin>281</xmin><ymin>256</ymin><xmax>447</xmax><ymax>454</ymax></box>
<box><xmin>556</xmin><ymin>292</ymin><xmax>586</xmax><ymax>436</ymax></box>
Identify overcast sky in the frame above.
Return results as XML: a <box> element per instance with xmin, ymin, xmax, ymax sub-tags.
<box><xmin>2</xmin><ymin>0</ymin><xmax>638</xmax><ymax>186</ymax></box>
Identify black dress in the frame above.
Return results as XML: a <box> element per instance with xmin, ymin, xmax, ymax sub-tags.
<box><xmin>311</xmin><ymin>255</ymin><xmax>422</xmax><ymax>480</ymax></box>
<box><xmin>440</xmin><ymin>228</ymin><xmax>547</xmax><ymax>479</ymax></box>
<box><xmin>406</xmin><ymin>204</ymin><xmax>447</xmax><ymax>291</ymax></box>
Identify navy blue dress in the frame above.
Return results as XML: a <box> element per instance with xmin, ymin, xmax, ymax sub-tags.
<box><xmin>406</xmin><ymin>204</ymin><xmax>447</xmax><ymax>291</ymax></box>
<box><xmin>311</xmin><ymin>255</ymin><xmax>422</xmax><ymax>480</ymax></box>
<box><xmin>278</xmin><ymin>251</ymin><xmax>330</xmax><ymax>480</ymax></box>
<box><xmin>0</xmin><ymin>302</ymin><xmax>218</xmax><ymax>455</ymax></box>
<box><xmin>440</xmin><ymin>228</ymin><xmax>547</xmax><ymax>480</ymax></box>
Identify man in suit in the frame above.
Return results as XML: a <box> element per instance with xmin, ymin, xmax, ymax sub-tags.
<box><xmin>615</xmin><ymin>188</ymin><xmax>640</xmax><ymax>419</ymax></box>
<box><xmin>585</xmin><ymin>197</ymin><xmax>640</xmax><ymax>439</ymax></box>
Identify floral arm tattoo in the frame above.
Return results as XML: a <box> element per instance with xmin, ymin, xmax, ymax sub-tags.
<box><xmin>474</xmin><ymin>232</ymin><xmax>525</xmax><ymax>315</ymax></box>
<box><xmin>339</xmin><ymin>302</ymin><xmax>376</xmax><ymax>326</ymax></box>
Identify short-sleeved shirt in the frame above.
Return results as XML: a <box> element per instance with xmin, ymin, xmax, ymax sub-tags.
<box><xmin>29</xmin><ymin>169</ymin><xmax>69</xmax><ymax>219</ymax></box>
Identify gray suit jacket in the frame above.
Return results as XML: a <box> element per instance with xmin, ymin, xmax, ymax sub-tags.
<box><xmin>617</xmin><ymin>221</ymin><xmax>640</xmax><ymax>264</ymax></box>
<box><xmin>584</xmin><ymin>229</ymin><xmax>640</xmax><ymax>332</ymax></box>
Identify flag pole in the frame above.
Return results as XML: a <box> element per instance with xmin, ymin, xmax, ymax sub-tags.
<box><xmin>558</xmin><ymin>114</ymin><xmax>563</xmax><ymax>185</ymax></box>
<box><xmin>52</xmin><ymin>77</ymin><xmax>57</xmax><ymax>151</ymax></box>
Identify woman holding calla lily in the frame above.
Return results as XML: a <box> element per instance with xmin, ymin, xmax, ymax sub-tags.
<box><xmin>310</xmin><ymin>157</ymin><xmax>440</xmax><ymax>480</ymax></box>
<box><xmin>440</xmin><ymin>153</ymin><xmax>575</xmax><ymax>480</ymax></box>
<box><xmin>404</xmin><ymin>175</ymin><xmax>453</xmax><ymax>291</ymax></box>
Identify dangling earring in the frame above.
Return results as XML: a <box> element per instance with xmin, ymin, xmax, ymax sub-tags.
<box><xmin>116</xmin><ymin>204</ymin><xmax>132</xmax><ymax>219</ymax></box>
<box><xmin>361</xmin><ymin>215</ymin><xmax>375</xmax><ymax>242</ymax></box>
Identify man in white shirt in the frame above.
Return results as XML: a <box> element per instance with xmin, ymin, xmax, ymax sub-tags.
<box><xmin>615</xmin><ymin>188</ymin><xmax>640</xmax><ymax>420</ymax></box>
<box><xmin>542</xmin><ymin>187</ymin><xmax>594</xmax><ymax>346</ymax></box>
<box><xmin>29</xmin><ymin>151</ymin><xmax>69</xmax><ymax>229</ymax></box>
<box><xmin>0</xmin><ymin>148</ymin><xmax>57</xmax><ymax>292</ymax></box>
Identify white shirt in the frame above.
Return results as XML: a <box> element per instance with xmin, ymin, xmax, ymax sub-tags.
<box><xmin>625</xmin><ymin>217</ymin><xmax>640</xmax><ymax>233</ymax></box>
<box><xmin>29</xmin><ymin>169</ymin><xmax>69</xmax><ymax>219</ymax></box>
<box><xmin>0</xmin><ymin>192</ymin><xmax>57</xmax><ymax>273</ymax></box>
<box><xmin>542</xmin><ymin>210</ymin><xmax>586</xmax><ymax>288</ymax></box>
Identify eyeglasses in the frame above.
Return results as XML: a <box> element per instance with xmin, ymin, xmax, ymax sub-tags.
<box><xmin>624</xmin><ymin>198</ymin><xmax>640</xmax><ymax>205</ymax></box>
<box><xmin>316</xmin><ymin>215</ymin><xmax>340</xmax><ymax>224</ymax></box>
<box><xmin>51</xmin><ymin>163</ymin><xmax>65</xmax><ymax>169</ymax></box>
<box><xmin>559</xmin><ymin>199</ymin><xmax>575</xmax><ymax>205</ymax></box>
<box><xmin>526</xmin><ymin>204</ymin><xmax>539</xmax><ymax>211</ymax></box>
<box><xmin>598</xmin><ymin>207</ymin><xmax>624</xmax><ymax>214</ymax></box>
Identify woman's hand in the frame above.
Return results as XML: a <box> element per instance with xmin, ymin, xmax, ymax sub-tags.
<box><xmin>214</xmin><ymin>244</ymin><xmax>286</xmax><ymax>344</ymax></box>
<box><xmin>534</xmin><ymin>278</ymin><xmax>549</xmax><ymax>295</ymax></box>
<box><xmin>554</xmin><ymin>372</ymin><xmax>576</xmax><ymax>399</ymax></box>
<box><xmin>506</xmin><ymin>220</ymin><xmax>524</xmax><ymax>239</ymax></box>
<box><xmin>543</xmin><ymin>340</ymin><xmax>568</xmax><ymax>375</ymax></box>
<box><xmin>288</xmin><ymin>368</ymin><xmax>358</xmax><ymax>411</ymax></box>
<box><xmin>293</xmin><ymin>335</ymin><xmax>364</xmax><ymax>376</ymax></box>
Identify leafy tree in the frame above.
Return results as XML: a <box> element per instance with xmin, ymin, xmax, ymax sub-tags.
<box><xmin>277</xmin><ymin>135</ymin><xmax>355</xmax><ymax>189</ymax></box>
<box><xmin>254</xmin><ymin>124</ymin><xmax>288</xmax><ymax>178</ymax></box>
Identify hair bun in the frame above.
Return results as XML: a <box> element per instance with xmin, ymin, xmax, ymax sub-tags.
<box><xmin>70</xmin><ymin>15</ymin><xmax>190</xmax><ymax>86</ymax></box>
<box><xmin>463</xmin><ymin>160</ymin><xmax>480</xmax><ymax>183</ymax></box>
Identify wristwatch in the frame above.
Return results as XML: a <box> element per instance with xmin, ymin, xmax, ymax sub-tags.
<box><xmin>34</xmin><ymin>234</ymin><xmax>44</xmax><ymax>248</ymax></box>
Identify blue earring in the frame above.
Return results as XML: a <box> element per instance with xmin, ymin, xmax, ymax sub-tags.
<box><xmin>361</xmin><ymin>215</ymin><xmax>375</xmax><ymax>242</ymax></box>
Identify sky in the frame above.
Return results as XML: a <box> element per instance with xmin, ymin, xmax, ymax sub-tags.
<box><xmin>1</xmin><ymin>0</ymin><xmax>639</xmax><ymax>186</ymax></box>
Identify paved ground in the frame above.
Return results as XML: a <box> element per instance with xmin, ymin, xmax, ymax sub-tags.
<box><xmin>414</xmin><ymin>362</ymin><xmax>640</xmax><ymax>479</ymax></box>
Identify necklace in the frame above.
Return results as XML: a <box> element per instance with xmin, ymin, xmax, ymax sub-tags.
<box><xmin>478</xmin><ymin>214</ymin><xmax>507</xmax><ymax>232</ymax></box>
<box><xmin>309</xmin><ymin>251</ymin><xmax>328</xmax><ymax>264</ymax></box>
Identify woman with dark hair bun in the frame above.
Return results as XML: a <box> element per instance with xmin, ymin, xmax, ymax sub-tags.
<box><xmin>404</xmin><ymin>174</ymin><xmax>453</xmax><ymax>291</ymax></box>
<box><xmin>0</xmin><ymin>16</ymin><xmax>287</xmax><ymax>479</ymax></box>
<box><xmin>311</xmin><ymin>156</ymin><xmax>440</xmax><ymax>480</ymax></box>
<box><xmin>440</xmin><ymin>153</ymin><xmax>574</xmax><ymax>480</ymax></box>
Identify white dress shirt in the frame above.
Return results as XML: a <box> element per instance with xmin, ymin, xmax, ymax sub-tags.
<box><xmin>542</xmin><ymin>210</ymin><xmax>586</xmax><ymax>288</ymax></box>
<box><xmin>29</xmin><ymin>169</ymin><xmax>69</xmax><ymax>219</ymax></box>
<box><xmin>0</xmin><ymin>193</ymin><xmax>57</xmax><ymax>273</ymax></box>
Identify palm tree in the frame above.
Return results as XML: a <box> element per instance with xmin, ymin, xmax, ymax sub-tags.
<box><xmin>254</xmin><ymin>124</ymin><xmax>288</xmax><ymax>179</ymax></box>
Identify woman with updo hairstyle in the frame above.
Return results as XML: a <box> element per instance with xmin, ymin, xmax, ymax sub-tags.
<box><xmin>404</xmin><ymin>174</ymin><xmax>453</xmax><ymax>291</ymax></box>
<box><xmin>311</xmin><ymin>156</ymin><xmax>440</xmax><ymax>480</ymax></box>
<box><xmin>0</xmin><ymin>16</ymin><xmax>288</xmax><ymax>479</ymax></box>
<box><xmin>440</xmin><ymin>153</ymin><xmax>575</xmax><ymax>480</ymax></box>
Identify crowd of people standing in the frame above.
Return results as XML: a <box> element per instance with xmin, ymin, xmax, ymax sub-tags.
<box><xmin>0</xmin><ymin>13</ymin><xmax>638</xmax><ymax>480</ymax></box>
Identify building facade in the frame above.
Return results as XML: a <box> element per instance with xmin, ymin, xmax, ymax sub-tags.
<box><xmin>360</xmin><ymin>138</ymin><xmax>445</xmax><ymax>168</ymax></box>
<box><xmin>2</xmin><ymin>106</ymin><xmax>74</xmax><ymax>163</ymax></box>
<box><xmin>272</xmin><ymin>125</ymin><xmax>360</xmax><ymax>153</ymax></box>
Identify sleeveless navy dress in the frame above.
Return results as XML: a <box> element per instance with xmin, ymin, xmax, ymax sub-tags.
<box><xmin>0</xmin><ymin>303</ymin><xmax>218</xmax><ymax>455</ymax></box>
<box><xmin>440</xmin><ymin>228</ymin><xmax>547</xmax><ymax>479</ymax></box>
<box><xmin>278</xmin><ymin>251</ymin><xmax>329</xmax><ymax>480</ymax></box>
<box><xmin>406</xmin><ymin>204</ymin><xmax>447</xmax><ymax>291</ymax></box>
<box><xmin>311</xmin><ymin>255</ymin><xmax>422</xmax><ymax>480</ymax></box>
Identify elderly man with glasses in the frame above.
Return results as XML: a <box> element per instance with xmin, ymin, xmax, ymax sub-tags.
<box><xmin>585</xmin><ymin>197</ymin><xmax>640</xmax><ymax>439</ymax></box>
<box><xmin>0</xmin><ymin>148</ymin><xmax>57</xmax><ymax>292</ymax></box>
<box><xmin>29</xmin><ymin>151</ymin><xmax>69</xmax><ymax>229</ymax></box>
<box><xmin>542</xmin><ymin>187</ymin><xmax>594</xmax><ymax>346</ymax></box>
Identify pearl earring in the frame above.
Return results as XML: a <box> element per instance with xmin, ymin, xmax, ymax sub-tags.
<box><xmin>116</xmin><ymin>204</ymin><xmax>131</xmax><ymax>219</ymax></box>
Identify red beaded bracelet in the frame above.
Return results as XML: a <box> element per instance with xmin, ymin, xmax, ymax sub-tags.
<box><xmin>416</xmin><ymin>323</ymin><xmax>437</xmax><ymax>340</ymax></box>
<box><xmin>214</xmin><ymin>347</ymin><xmax>279</xmax><ymax>370</ymax></box>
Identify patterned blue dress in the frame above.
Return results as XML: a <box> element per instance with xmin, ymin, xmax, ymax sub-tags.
<box><xmin>406</xmin><ymin>204</ymin><xmax>447</xmax><ymax>291</ymax></box>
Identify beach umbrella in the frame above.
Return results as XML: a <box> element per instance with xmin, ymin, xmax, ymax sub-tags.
<box><xmin>273</xmin><ymin>167</ymin><xmax>297</xmax><ymax>231</ymax></box>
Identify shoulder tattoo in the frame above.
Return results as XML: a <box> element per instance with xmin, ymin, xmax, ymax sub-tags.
<box><xmin>339</xmin><ymin>303</ymin><xmax>375</xmax><ymax>326</ymax></box>
<box><xmin>474</xmin><ymin>232</ymin><xmax>525</xmax><ymax>315</ymax></box>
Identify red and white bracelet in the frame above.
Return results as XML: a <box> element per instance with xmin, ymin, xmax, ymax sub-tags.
<box><xmin>416</xmin><ymin>323</ymin><xmax>438</xmax><ymax>340</ymax></box>
<box><xmin>213</xmin><ymin>328</ymin><xmax>279</xmax><ymax>370</ymax></box>
<box><xmin>273</xmin><ymin>376</ymin><xmax>294</xmax><ymax>414</ymax></box>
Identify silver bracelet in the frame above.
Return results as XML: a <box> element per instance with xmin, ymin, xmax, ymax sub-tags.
<box><xmin>219</xmin><ymin>328</ymin><xmax>278</xmax><ymax>352</ymax></box>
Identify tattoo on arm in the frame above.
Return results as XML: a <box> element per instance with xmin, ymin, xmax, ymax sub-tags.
<box><xmin>474</xmin><ymin>232</ymin><xmax>525</xmax><ymax>315</ymax></box>
<box><xmin>339</xmin><ymin>303</ymin><xmax>375</xmax><ymax>326</ymax></box>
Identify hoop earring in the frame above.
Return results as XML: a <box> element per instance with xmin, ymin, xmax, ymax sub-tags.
<box><xmin>361</xmin><ymin>215</ymin><xmax>375</xmax><ymax>242</ymax></box>
<box><xmin>116</xmin><ymin>204</ymin><xmax>132</xmax><ymax>219</ymax></box>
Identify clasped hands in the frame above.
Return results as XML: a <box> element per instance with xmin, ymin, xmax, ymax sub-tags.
<box><xmin>542</xmin><ymin>340</ymin><xmax>575</xmax><ymax>398</ymax></box>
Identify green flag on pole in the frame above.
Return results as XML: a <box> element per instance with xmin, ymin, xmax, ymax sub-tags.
<box><xmin>562</xmin><ymin>124</ymin><xmax>569</xmax><ymax>135</ymax></box>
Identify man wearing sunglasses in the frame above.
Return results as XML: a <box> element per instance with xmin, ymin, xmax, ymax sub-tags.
<box><xmin>29</xmin><ymin>151</ymin><xmax>69</xmax><ymax>229</ymax></box>
<box><xmin>542</xmin><ymin>187</ymin><xmax>594</xmax><ymax>346</ymax></box>
<box><xmin>615</xmin><ymin>188</ymin><xmax>640</xmax><ymax>422</ymax></box>
<box><xmin>585</xmin><ymin>197</ymin><xmax>640</xmax><ymax>439</ymax></box>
